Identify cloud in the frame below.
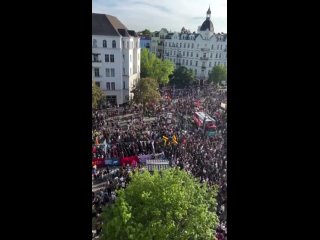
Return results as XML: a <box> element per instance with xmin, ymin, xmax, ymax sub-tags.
<box><xmin>92</xmin><ymin>0</ymin><xmax>227</xmax><ymax>33</ymax></box>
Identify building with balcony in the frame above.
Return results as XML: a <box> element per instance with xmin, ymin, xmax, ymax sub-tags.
<box><xmin>92</xmin><ymin>13</ymin><xmax>140</xmax><ymax>106</ymax></box>
<box><xmin>163</xmin><ymin>7</ymin><xmax>227</xmax><ymax>84</ymax></box>
<box><xmin>150</xmin><ymin>28</ymin><xmax>169</xmax><ymax>59</ymax></box>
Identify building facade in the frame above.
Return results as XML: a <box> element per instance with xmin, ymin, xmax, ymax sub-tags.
<box><xmin>92</xmin><ymin>13</ymin><xmax>140</xmax><ymax>106</ymax></box>
<box><xmin>140</xmin><ymin>36</ymin><xmax>151</xmax><ymax>49</ymax></box>
<box><xmin>150</xmin><ymin>28</ymin><xmax>169</xmax><ymax>59</ymax></box>
<box><xmin>163</xmin><ymin>7</ymin><xmax>227</xmax><ymax>83</ymax></box>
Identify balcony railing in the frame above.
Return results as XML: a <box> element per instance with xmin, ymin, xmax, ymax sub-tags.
<box><xmin>200</xmin><ymin>57</ymin><xmax>209</xmax><ymax>60</ymax></box>
<box><xmin>201</xmin><ymin>48</ymin><xmax>210</xmax><ymax>51</ymax></box>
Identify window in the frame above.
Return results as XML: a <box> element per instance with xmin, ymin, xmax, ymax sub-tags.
<box><xmin>184</xmin><ymin>43</ymin><xmax>186</xmax><ymax>48</ymax></box>
<box><xmin>92</xmin><ymin>54</ymin><xmax>99</xmax><ymax>62</ymax></box>
<box><xmin>123</xmin><ymin>68</ymin><xmax>125</xmax><ymax>75</ymax></box>
<box><xmin>191</xmin><ymin>52</ymin><xmax>193</xmax><ymax>57</ymax></box>
<box><xmin>165</xmin><ymin>42</ymin><xmax>167</xmax><ymax>47</ymax></box>
<box><xmin>95</xmin><ymin>82</ymin><xmax>100</xmax><ymax>87</ymax></box>
<box><xmin>176</xmin><ymin>42</ymin><xmax>178</xmax><ymax>47</ymax></box>
<box><xmin>105</xmin><ymin>54</ymin><xmax>109</xmax><ymax>62</ymax></box>
<box><xmin>214</xmin><ymin>62</ymin><xmax>216</xmax><ymax>66</ymax></box>
<box><xmin>210</xmin><ymin>53</ymin><xmax>213</xmax><ymax>58</ymax></box>
<box><xmin>180</xmin><ymin>43</ymin><xmax>182</xmax><ymax>48</ymax></box>
<box><xmin>110</xmin><ymin>54</ymin><xmax>114</xmax><ymax>62</ymax></box>
<box><xmin>221</xmin><ymin>45</ymin><xmax>223</xmax><ymax>50</ymax></box>
<box><xmin>94</xmin><ymin>68</ymin><xmax>99</xmax><ymax>77</ymax></box>
<box><xmin>211</xmin><ymin>44</ymin><xmax>214</xmax><ymax>50</ymax></box>
<box><xmin>169</xmin><ymin>42</ymin><xmax>171</xmax><ymax>47</ymax></box>
<box><xmin>216</xmin><ymin>53</ymin><xmax>218</xmax><ymax>58</ymax></box>
<box><xmin>219</xmin><ymin>53</ymin><xmax>221</xmax><ymax>58</ymax></box>
<box><xmin>182</xmin><ymin>59</ymin><xmax>185</xmax><ymax>65</ymax></box>
<box><xmin>106</xmin><ymin>82</ymin><xmax>110</xmax><ymax>90</ymax></box>
<box><xmin>183</xmin><ymin>51</ymin><xmax>185</xmax><ymax>56</ymax></box>
<box><xmin>106</xmin><ymin>68</ymin><xmax>110</xmax><ymax>77</ymax></box>
<box><xmin>111</xmin><ymin>82</ymin><xmax>115</xmax><ymax>90</ymax></box>
<box><xmin>103</xmin><ymin>40</ymin><xmax>107</xmax><ymax>48</ymax></box>
<box><xmin>92</xmin><ymin>39</ymin><xmax>97</xmax><ymax>48</ymax></box>
<box><xmin>196</xmin><ymin>61</ymin><xmax>198</xmax><ymax>66</ymax></box>
<box><xmin>111</xmin><ymin>68</ymin><xmax>115</xmax><ymax>77</ymax></box>
<box><xmin>204</xmin><ymin>53</ymin><xmax>206</xmax><ymax>58</ymax></box>
<box><xmin>217</xmin><ymin>44</ymin><xmax>219</xmax><ymax>50</ymax></box>
<box><xmin>186</xmin><ymin>60</ymin><xmax>188</xmax><ymax>65</ymax></box>
<box><xmin>188</xmin><ymin>43</ymin><xmax>190</xmax><ymax>48</ymax></box>
<box><xmin>174</xmin><ymin>51</ymin><xmax>176</xmax><ymax>55</ymax></box>
<box><xmin>187</xmin><ymin>52</ymin><xmax>189</xmax><ymax>57</ymax></box>
<box><xmin>209</xmin><ymin>62</ymin><xmax>212</xmax><ymax>67</ymax></box>
<box><xmin>196</xmin><ymin>53</ymin><xmax>198</xmax><ymax>57</ymax></box>
<box><xmin>112</xmin><ymin>40</ymin><xmax>116</xmax><ymax>48</ymax></box>
<box><xmin>195</xmin><ymin>69</ymin><xmax>197</xmax><ymax>75</ymax></box>
<box><xmin>192</xmin><ymin>43</ymin><xmax>194</xmax><ymax>48</ymax></box>
<box><xmin>127</xmin><ymin>41</ymin><xmax>129</xmax><ymax>48</ymax></box>
<box><xmin>190</xmin><ymin>60</ymin><xmax>192</xmax><ymax>66</ymax></box>
<box><xmin>123</xmin><ymin>81</ymin><xmax>125</xmax><ymax>89</ymax></box>
<box><xmin>123</xmin><ymin>54</ymin><xmax>125</xmax><ymax>61</ymax></box>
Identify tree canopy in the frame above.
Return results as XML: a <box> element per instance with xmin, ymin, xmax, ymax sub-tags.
<box><xmin>140</xmin><ymin>49</ymin><xmax>174</xmax><ymax>85</ymax></box>
<box><xmin>101</xmin><ymin>169</ymin><xmax>218</xmax><ymax>240</ymax></box>
<box><xmin>141</xmin><ymin>29</ymin><xmax>151</xmax><ymax>36</ymax></box>
<box><xmin>170</xmin><ymin>66</ymin><xmax>195</xmax><ymax>88</ymax></box>
<box><xmin>208</xmin><ymin>65</ymin><xmax>227</xmax><ymax>85</ymax></box>
<box><xmin>92</xmin><ymin>81</ymin><xmax>103</xmax><ymax>109</ymax></box>
<box><xmin>132</xmin><ymin>77</ymin><xmax>161</xmax><ymax>107</ymax></box>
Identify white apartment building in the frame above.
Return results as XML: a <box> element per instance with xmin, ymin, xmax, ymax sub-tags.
<box><xmin>92</xmin><ymin>13</ymin><xmax>140</xmax><ymax>106</ymax></box>
<box><xmin>163</xmin><ymin>7</ymin><xmax>227</xmax><ymax>84</ymax></box>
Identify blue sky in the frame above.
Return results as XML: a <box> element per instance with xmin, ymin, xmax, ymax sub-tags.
<box><xmin>93</xmin><ymin>0</ymin><xmax>227</xmax><ymax>33</ymax></box>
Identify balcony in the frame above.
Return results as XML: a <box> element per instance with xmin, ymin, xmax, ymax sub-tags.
<box><xmin>92</xmin><ymin>60</ymin><xmax>102</xmax><ymax>63</ymax></box>
<box><xmin>201</xmin><ymin>48</ymin><xmax>210</xmax><ymax>51</ymax></box>
<box><xmin>200</xmin><ymin>57</ymin><xmax>209</xmax><ymax>60</ymax></box>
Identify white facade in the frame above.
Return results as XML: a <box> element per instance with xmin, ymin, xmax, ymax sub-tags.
<box><xmin>150</xmin><ymin>28</ymin><xmax>168</xmax><ymax>59</ymax></box>
<box><xmin>163</xmin><ymin>8</ymin><xmax>227</xmax><ymax>82</ymax></box>
<box><xmin>92</xmin><ymin>15</ymin><xmax>140</xmax><ymax>106</ymax></box>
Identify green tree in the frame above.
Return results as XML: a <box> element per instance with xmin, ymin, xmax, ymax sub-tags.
<box><xmin>132</xmin><ymin>77</ymin><xmax>160</xmax><ymax>112</ymax></box>
<box><xmin>141</xmin><ymin>29</ymin><xmax>151</xmax><ymax>36</ymax></box>
<box><xmin>170</xmin><ymin>66</ymin><xmax>195</xmax><ymax>88</ymax></box>
<box><xmin>140</xmin><ymin>49</ymin><xmax>174</xmax><ymax>85</ymax></box>
<box><xmin>208</xmin><ymin>65</ymin><xmax>227</xmax><ymax>85</ymax></box>
<box><xmin>101</xmin><ymin>169</ymin><xmax>218</xmax><ymax>240</ymax></box>
<box><xmin>92</xmin><ymin>81</ymin><xmax>103</xmax><ymax>109</ymax></box>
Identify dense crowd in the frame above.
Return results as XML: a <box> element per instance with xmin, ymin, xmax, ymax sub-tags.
<box><xmin>92</xmin><ymin>85</ymin><xmax>227</xmax><ymax>239</ymax></box>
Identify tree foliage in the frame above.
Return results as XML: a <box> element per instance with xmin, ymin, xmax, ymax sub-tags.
<box><xmin>141</xmin><ymin>29</ymin><xmax>151</xmax><ymax>36</ymax></box>
<box><xmin>208</xmin><ymin>65</ymin><xmax>227</xmax><ymax>85</ymax></box>
<box><xmin>132</xmin><ymin>78</ymin><xmax>160</xmax><ymax>107</ymax></box>
<box><xmin>92</xmin><ymin>81</ymin><xmax>103</xmax><ymax>109</ymax></box>
<box><xmin>140</xmin><ymin>49</ymin><xmax>174</xmax><ymax>85</ymax></box>
<box><xmin>101</xmin><ymin>169</ymin><xmax>219</xmax><ymax>240</ymax></box>
<box><xmin>170</xmin><ymin>66</ymin><xmax>195</xmax><ymax>88</ymax></box>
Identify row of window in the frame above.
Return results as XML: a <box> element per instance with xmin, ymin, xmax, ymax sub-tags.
<box><xmin>165</xmin><ymin>42</ymin><xmax>226</xmax><ymax>50</ymax></box>
<box><xmin>166</xmin><ymin>51</ymin><xmax>225</xmax><ymax>59</ymax></box>
<box><xmin>95</xmin><ymin>81</ymin><xmax>126</xmax><ymax>90</ymax></box>
<box><xmin>92</xmin><ymin>53</ymin><xmax>135</xmax><ymax>63</ymax></box>
<box><xmin>92</xmin><ymin>39</ymin><xmax>117</xmax><ymax>48</ymax></box>
<box><xmin>93</xmin><ymin>68</ymin><xmax>115</xmax><ymax>77</ymax></box>
<box><xmin>166</xmin><ymin>57</ymin><xmax>226</xmax><ymax>68</ymax></box>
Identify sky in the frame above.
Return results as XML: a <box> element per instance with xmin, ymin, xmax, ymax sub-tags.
<box><xmin>92</xmin><ymin>0</ymin><xmax>227</xmax><ymax>33</ymax></box>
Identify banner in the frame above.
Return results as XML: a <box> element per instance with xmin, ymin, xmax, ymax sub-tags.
<box><xmin>120</xmin><ymin>156</ymin><xmax>139</xmax><ymax>166</ymax></box>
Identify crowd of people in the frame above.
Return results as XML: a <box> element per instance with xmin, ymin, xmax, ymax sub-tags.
<box><xmin>92</xmin><ymin>84</ymin><xmax>227</xmax><ymax>239</ymax></box>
